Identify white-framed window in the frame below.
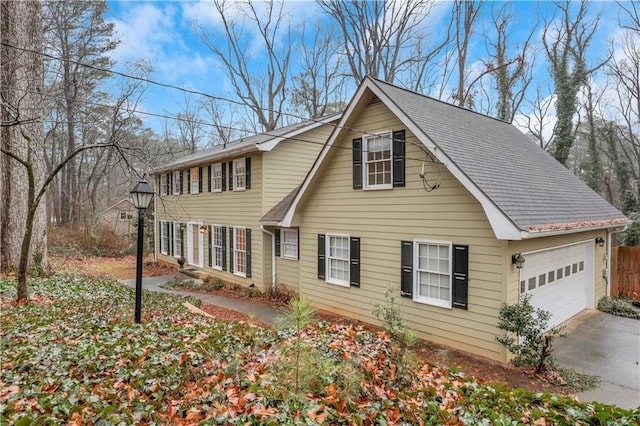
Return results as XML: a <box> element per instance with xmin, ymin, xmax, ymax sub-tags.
<box><xmin>281</xmin><ymin>229</ymin><xmax>298</xmax><ymax>260</ymax></box>
<box><xmin>363</xmin><ymin>131</ymin><xmax>392</xmax><ymax>189</ymax></box>
<box><xmin>233</xmin><ymin>158</ymin><xmax>246</xmax><ymax>191</ymax></box>
<box><xmin>160</xmin><ymin>174</ymin><xmax>169</xmax><ymax>195</ymax></box>
<box><xmin>172</xmin><ymin>171</ymin><xmax>181</xmax><ymax>195</ymax></box>
<box><xmin>327</xmin><ymin>234</ymin><xmax>350</xmax><ymax>287</ymax></box>
<box><xmin>211</xmin><ymin>225</ymin><xmax>223</xmax><ymax>269</ymax></box>
<box><xmin>414</xmin><ymin>241</ymin><xmax>452</xmax><ymax>308</ymax></box>
<box><xmin>173</xmin><ymin>222</ymin><xmax>183</xmax><ymax>258</ymax></box>
<box><xmin>233</xmin><ymin>227</ymin><xmax>247</xmax><ymax>276</ymax></box>
<box><xmin>160</xmin><ymin>221</ymin><xmax>169</xmax><ymax>254</ymax></box>
<box><xmin>210</xmin><ymin>163</ymin><xmax>222</xmax><ymax>193</ymax></box>
<box><xmin>190</xmin><ymin>167</ymin><xmax>200</xmax><ymax>194</ymax></box>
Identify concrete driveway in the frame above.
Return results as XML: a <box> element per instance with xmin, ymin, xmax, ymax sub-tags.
<box><xmin>554</xmin><ymin>310</ymin><xmax>640</xmax><ymax>410</ymax></box>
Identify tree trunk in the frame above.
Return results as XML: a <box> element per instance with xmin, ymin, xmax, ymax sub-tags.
<box><xmin>0</xmin><ymin>0</ymin><xmax>48</xmax><ymax>278</ymax></box>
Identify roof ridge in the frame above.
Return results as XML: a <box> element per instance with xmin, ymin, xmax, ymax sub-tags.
<box><xmin>368</xmin><ymin>76</ymin><xmax>512</xmax><ymax>125</ymax></box>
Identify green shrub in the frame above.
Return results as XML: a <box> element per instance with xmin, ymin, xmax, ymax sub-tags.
<box><xmin>598</xmin><ymin>296</ymin><xmax>640</xmax><ymax>319</ymax></box>
<box><xmin>496</xmin><ymin>294</ymin><xmax>565</xmax><ymax>374</ymax></box>
<box><xmin>211</xmin><ymin>277</ymin><xmax>225</xmax><ymax>290</ymax></box>
<box><xmin>244</xmin><ymin>284</ymin><xmax>261</xmax><ymax>298</ymax></box>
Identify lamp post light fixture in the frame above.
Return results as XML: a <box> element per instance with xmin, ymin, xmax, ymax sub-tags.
<box><xmin>130</xmin><ymin>179</ymin><xmax>154</xmax><ymax>324</ymax></box>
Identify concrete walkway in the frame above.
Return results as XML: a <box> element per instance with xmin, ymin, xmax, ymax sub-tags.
<box><xmin>554</xmin><ymin>311</ymin><xmax>640</xmax><ymax>410</ymax></box>
<box><xmin>119</xmin><ymin>274</ymin><xmax>280</xmax><ymax>325</ymax></box>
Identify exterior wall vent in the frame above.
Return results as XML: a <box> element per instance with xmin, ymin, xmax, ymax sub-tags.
<box><xmin>368</xmin><ymin>95</ymin><xmax>381</xmax><ymax>105</ymax></box>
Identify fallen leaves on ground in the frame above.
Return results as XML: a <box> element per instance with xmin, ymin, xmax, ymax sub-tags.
<box><xmin>1</xmin><ymin>274</ymin><xmax>638</xmax><ymax>425</ymax></box>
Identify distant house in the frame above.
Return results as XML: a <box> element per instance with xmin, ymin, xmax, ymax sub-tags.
<box><xmin>259</xmin><ymin>77</ymin><xmax>628</xmax><ymax>362</ymax></box>
<box><xmin>151</xmin><ymin>114</ymin><xmax>340</xmax><ymax>290</ymax></box>
<box><xmin>99</xmin><ymin>198</ymin><xmax>134</xmax><ymax>236</ymax></box>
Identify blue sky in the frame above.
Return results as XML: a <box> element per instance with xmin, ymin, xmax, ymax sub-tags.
<box><xmin>103</xmin><ymin>1</ymin><xmax>625</xmax><ymax>137</ymax></box>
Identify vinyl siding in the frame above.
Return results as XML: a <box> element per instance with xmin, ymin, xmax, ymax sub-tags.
<box><xmin>297</xmin><ymin>102</ymin><xmax>507</xmax><ymax>361</ymax></box>
<box><xmin>276</xmin><ymin>256</ymin><xmax>300</xmax><ymax>293</ymax></box>
<box><xmin>155</xmin><ymin>154</ymin><xmax>264</xmax><ymax>289</ymax></box>
<box><xmin>262</xmin><ymin>125</ymin><xmax>329</xmax><ymax>211</ymax></box>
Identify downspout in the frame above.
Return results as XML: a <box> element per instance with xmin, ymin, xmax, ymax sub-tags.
<box><xmin>153</xmin><ymin>181</ymin><xmax>158</xmax><ymax>263</ymax></box>
<box><xmin>606</xmin><ymin>225</ymin><xmax>629</xmax><ymax>296</ymax></box>
<box><xmin>260</xmin><ymin>225</ymin><xmax>276</xmax><ymax>293</ymax></box>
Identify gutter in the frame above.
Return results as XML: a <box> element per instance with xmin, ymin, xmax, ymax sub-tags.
<box><xmin>518</xmin><ymin>221</ymin><xmax>631</xmax><ymax>240</ymax></box>
<box><xmin>260</xmin><ymin>225</ymin><xmax>277</xmax><ymax>294</ymax></box>
<box><xmin>151</xmin><ymin>144</ymin><xmax>257</xmax><ymax>175</ymax></box>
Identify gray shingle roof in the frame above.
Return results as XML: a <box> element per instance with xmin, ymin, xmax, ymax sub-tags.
<box><xmin>260</xmin><ymin>186</ymin><xmax>300</xmax><ymax>224</ymax></box>
<box><xmin>370</xmin><ymin>78</ymin><xmax>626</xmax><ymax>231</ymax></box>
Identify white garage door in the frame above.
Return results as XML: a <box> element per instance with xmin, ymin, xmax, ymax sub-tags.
<box><xmin>519</xmin><ymin>241</ymin><xmax>594</xmax><ymax>328</ymax></box>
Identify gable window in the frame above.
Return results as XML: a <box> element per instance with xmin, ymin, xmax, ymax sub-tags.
<box><xmin>281</xmin><ymin>229</ymin><xmax>298</xmax><ymax>259</ymax></box>
<box><xmin>401</xmin><ymin>240</ymin><xmax>468</xmax><ymax>309</ymax></box>
<box><xmin>233</xmin><ymin>158</ymin><xmax>246</xmax><ymax>191</ymax></box>
<box><xmin>172</xmin><ymin>171</ymin><xmax>181</xmax><ymax>195</ymax></box>
<box><xmin>364</xmin><ymin>132</ymin><xmax>392</xmax><ymax>189</ymax></box>
<box><xmin>173</xmin><ymin>222</ymin><xmax>183</xmax><ymax>258</ymax></box>
<box><xmin>210</xmin><ymin>163</ymin><xmax>222</xmax><ymax>193</ymax></box>
<box><xmin>317</xmin><ymin>234</ymin><xmax>360</xmax><ymax>288</ymax></box>
<box><xmin>353</xmin><ymin>130</ymin><xmax>405</xmax><ymax>190</ymax></box>
<box><xmin>160</xmin><ymin>221</ymin><xmax>169</xmax><ymax>254</ymax></box>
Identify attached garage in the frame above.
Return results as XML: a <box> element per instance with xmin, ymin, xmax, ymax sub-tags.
<box><xmin>519</xmin><ymin>241</ymin><xmax>595</xmax><ymax>328</ymax></box>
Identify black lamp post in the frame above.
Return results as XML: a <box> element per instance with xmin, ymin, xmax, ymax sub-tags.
<box><xmin>130</xmin><ymin>179</ymin><xmax>154</xmax><ymax>324</ymax></box>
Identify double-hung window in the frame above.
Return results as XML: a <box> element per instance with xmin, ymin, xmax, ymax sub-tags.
<box><xmin>233</xmin><ymin>227</ymin><xmax>247</xmax><ymax>276</ymax></box>
<box><xmin>233</xmin><ymin>158</ymin><xmax>246</xmax><ymax>191</ymax></box>
<box><xmin>211</xmin><ymin>225</ymin><xmax>223</xmax><ymax>269</ymax></box>
<box><xmin>401</xmin><ymin>240</ymin><xmax>469</xmax><ymax>309</ymax></box>
<box><xmin>327</xmin><ymin>235</ymin><xmax>350</xmax><ymax>286</ymax></box>
<box><xmin>281</xmin><ymin>230</ymin><xmax>298</xmax><ymax>259</ymax></box>
<box><xmin>160</xmin><ymin>221</ymin><xmax>169</xmax><ymax>254</ymax></box>
<box><xmin>190</xmin><ymin>167</ymin><xmax>200</xmax><ymax>194</ymax></box>
<box><xmin>173</xmin><ymin>223</ymin><xmax>183</xmax><ymax>258</ymax></box>
<box><xmin>172</xmin><ymin>171</ymin><xmax>181</xmax><ymax>195</ymax></box>
<box><xmin>160</xmin><ymin>174</ymin><xmax>169</xmax><ymax>195</ymax></box>
<box><xmin>210</xmin><ymin>163</ymin><xmax>222</xmax><ymax>193</ymax></box>
<box><xmin>364</xmin><ymin>132</ymin><xmax>392</xmax><ymax>189</ymax></box>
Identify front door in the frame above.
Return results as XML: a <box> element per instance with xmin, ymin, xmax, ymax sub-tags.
<box><xmin>188</xmin><ymin>223</ymin><xmax>204</xmax><ymax>267</ymax></box>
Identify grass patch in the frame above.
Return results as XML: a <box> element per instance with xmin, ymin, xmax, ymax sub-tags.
<box><xmin>598</xmin><ymin>296</ymin><xmax>640</xmax><ymax>319</ymax></box>
<box><xmin>1</xmin><ymin>274</ymin><xmax>639</xmax><ymax>424</ymax></box>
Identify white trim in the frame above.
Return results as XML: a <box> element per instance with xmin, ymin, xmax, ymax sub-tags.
<box><xmin>281</xmin><ymin>229</ymin><xmax>299</xmax><ymax>260</ymax></box>
<box><xmin>363</xmin><ymin>130</ymin><xmax>393</xmax><ymax>190</ymax></box>
<box><xmin>325</xmin><ymin>233</ymin><xmax>350</xmax><ymax>287</ymax></box>
<box><xmin>257</xmin><ymin>113</ymin><xmax>342</xmax><ymax>151</ymax></box>
<box><xmin>159</xmin><ymin>220</ymin><xmax>169</xmax><ymax>255</ymax></box>
<box><xmin>233</xmin><ymin>158</ymin><xmax>246</xmax><ymax>192</ymax></box>
<box><xmin>172</xmin><ymin>222</ymin><xmax>183</xmax><ymax>258</ymax></box>
<box><xmin>413</xmin><ymin>240</ymin><xmax>453</xmax><ymax>309</ymax></box>
<box><xmin>210</xmin><ymin>163</ymin><xmax>223</xmax><ymax>193</ymax></box>
<box><xmin>210</xmin><ymin>224</ymin><xmax>224</xmax><ymax>270</ymax></box>
<box><xmin>172</xmin><ymin>171</ymin><xmax>181</xmax><ymax>195</ymax></box>
<box><xmin>190</xmin><ymin>167</ymin><xmax>200</xmax><ymax>194</ymax></box>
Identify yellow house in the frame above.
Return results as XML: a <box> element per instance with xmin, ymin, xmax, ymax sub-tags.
<box><xmin>260</xmin><ymin>77</ymin><xmax>629</xmax><ymax>362</ymax></box>
<box><xmin>151</xmin><ymin>113</ymin><xmax>340</xmax><ymax>291</ymax></box>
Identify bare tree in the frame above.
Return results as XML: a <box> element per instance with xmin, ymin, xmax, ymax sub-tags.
<box><xmin>517</xmin><ymin>84</ymin><xmax>556</xmax><ymax>150</ymax></box>
<box><xmin>290</xmin><ymin>22</ymin><xmax>347</xmax><ymax>119</ymax></box>
<box><xmin>1</xmin><ymin>0</ymin><xmax>48</xmax><ymax>282</ymax></box>
<box><xmin>195</xmin><ymin>0</ymin><xmax>291</xmax><ymax>132</ymax></box>
<box><xmin>317</xmin><ymin>0</ymin><xmax>441</xmax><ymax>86</ymax></box>
<box><xmin>543</xmin><ymin>0</ymin><xmax>608</xmax><ymax>166</ymax></box>
<box><xmin>175</xmin><ymin>94</ymin><xmax>205</xmax><ymax>154</ymax></box>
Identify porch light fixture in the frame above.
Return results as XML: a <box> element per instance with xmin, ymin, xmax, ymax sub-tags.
<box><xmin>199</xmin><ymin>225</ymin><xmax>208</xmax><ymax>234</ymax></box>
<box><xmin>130</xmin><ymin>178</ymin><xmax>155</xmax><ymax>324</ymax></box>
<box><xmin>511</xmin><ymin>253</ymin><xmax>526</xmax><ymax>269</ymax></box>
<box><xmin>595</xmin><ymin>237</ymin><xmax>605</xmax><ymax>247</ymax></box>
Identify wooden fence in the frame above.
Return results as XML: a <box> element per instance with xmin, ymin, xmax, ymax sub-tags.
<box><xmin>610</xmin><ymin>246</ymin><xmax>640</xmax><ymax>299</ymax></box>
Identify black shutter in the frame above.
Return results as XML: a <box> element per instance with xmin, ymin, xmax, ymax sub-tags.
<box><xmin>169</xmin><ymin>222</ymin><xmax>174</xmax><ymax>256</ymax></box>
<box><xmin>221</xmin><ymin>163</ymin><xmax>226</xmax><ymax>192</ymax></box>
<box><xmin>180</xmin><ymin>224</ymin><xmax>185</xmax><ymax>257</ymax></box>
<box><xmin>245</xmin><ymin>157</ymin><xmax>251</xmax><ymax>189</ymax></box>
<box><xmin>393</xmin><ymin>130</ymin><xmax>406</xmax><ymax>187</ymax></box>
<box><xmin>198</xmin><ymin>166</ymin><xmax>203</xmax><ymax>193</ymax></box>
<box><xmin>401</xmin><ymin>240</ymin><xmax>413</xmax><ymax>297</ymax></box>
<box><xmin>179</xmin><ymin>171</ymin><xmax>184</xmax><ymax>194</ymax></box>
<box><xmin>353</xmin><ymin>138</ymin><xmax>362</xmax><ymax>189</ymax></box>
<box><xmin>228</xmin><ymin>161</ymin><xmax>233</xmax><ymax>191</ymax></box>
<box><xmin>208</xmin><ymin>165</ymin><xmax>212</xmax><ymax>192</ymax></box>
<box><xmin>221</xmin><ymin>226</ymin><xmax>227</xmax><ymax>271</ymax></box>
<box><xmin>246</xmin><ymin>228</ymin><xmax>252</xmax><ymax>278</ymax></box>
<box><xmin>156</xmin><ymin>175</ymin><xmax>160</xmax><ymax>195</ymax></box>
<box><xmin>452</xmin><ymin>244</ymin><xmax>469</xmax><ymax>310</ymax></box>
<box><xmin>350</xmin><ymin>237</ymin><xmax>360</xmax><ymax>287</ymax></box>
<box><xmin>208</xmin><ymin>225</ymin><xmax>212</xmax><ymax>267</ymax></box>
<box><xmin>275</xmin><ymin>229</ymin><xmax>281</xmax><ymax>257</ymax></box>
<box><xmin>317</xmin><ymin>234</ymin><xmax>326</xmax><ymax>279</ymax></box>
<box><xmin>229</xmin><ymin>227</ymin><xmax>234</xmax><ymax>273</ymax></box>
<box><xmin>168</xmin><ymin>173</ymin><xmax>173</xmax><ymax>195</ymax></box>
<box><xmin>187</xmin><ymin>169</ymin><xmax>191</xmax><ymax>194</ymax></box>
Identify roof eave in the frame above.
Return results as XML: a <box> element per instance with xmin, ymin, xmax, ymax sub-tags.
<box><xmin>150</xmin><ymin>144</ymin><xmax>258</xmax><ymax>175</ymax></box>
<box><xmin>518</xmin><ymin>219</ymin><xmax>632</xmax><ymax>239</ymax></box>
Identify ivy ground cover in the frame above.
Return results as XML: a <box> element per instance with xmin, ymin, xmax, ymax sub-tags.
<box><xmin>1</xmin><ymin>275</ymin><xmax>638</xmax><ymax>425</ymax></box>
